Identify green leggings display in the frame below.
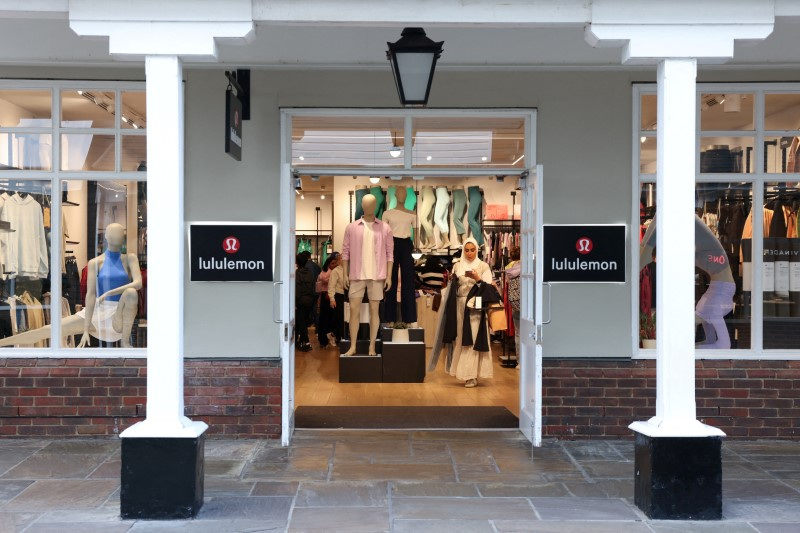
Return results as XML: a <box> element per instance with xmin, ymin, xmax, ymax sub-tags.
<box><xmin>354</xmin><ymin>188</ymin><xmax>368</xmax><ymax>221</ymax></box>
<box><xmin>467</xmin><ymin>185</ymin><xmax>484</xmax><ymax>245</ymax></box>
<box><xmin>370</xmin><ymin>186</ymin><xmax>385</xmax><ymax>220</ymax></box>
<box><xmin>452</xmin><ymin>188</ymin><xmax>467</xmax><ymax>235</ymax></box>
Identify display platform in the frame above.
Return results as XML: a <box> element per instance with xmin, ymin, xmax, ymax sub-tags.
<box><xmin>338</xmin><ymin>326</ymin><xmax>426</xmax><ymax>383</ymax></box>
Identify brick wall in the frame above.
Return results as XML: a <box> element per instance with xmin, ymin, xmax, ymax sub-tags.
<box><xmin>0</xmin><ymin>358</ymin><xmax>282</xmax><ymax>439</ymax></box>
<box><xmin>543</xmin><ymin>359</ymin><xmax>800</xmax><ymax>439</ymax></box>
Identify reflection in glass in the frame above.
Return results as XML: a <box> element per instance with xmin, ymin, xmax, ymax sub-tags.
<box><xmin>121</xmin><ymin>136</ymin><xmax>146</xmax><ymax>171</ymax></box>
<box><xmin>0</xmin><ymin>180</ymin><xmax>52</xmax><ymax>347</ymax></box>
<box><xmin>765</xmin><ymin>136</ymin><xmax>800</xmax><ymax>174</ymax></box>
<box><xmin>765</xmin><ymin>94</ymin><xmax>800</xmax><ymax>131</ymax></box>
<box><xmin>61</xmin><ymin>134</ymin><xmax>115</xmax><ymax>171</ymax></box>
<box><xmin>0</xmin><ymin>133</ymin><xmax>52</xmax><ymax>171</ymax></box>
<box><xmin>412</xmin><ymin>116</ymin><xmax>525</xmax><ymax>168</ymax></box>
<box><xmin>700</xmin><ymin>93</ymin><xmax>754</xmax><ymax>131</ymax></box>
<box><xmin>61</xmin><ymin>90</ymin><xmax>116</xmax><ymax>129</ymax></box>
<box><xmin>638</xmin><ymin>183</ymin><xmax>751</xmax><ymax>349</ymax></box>
<box><xmin>292</xmin><ymin>116</ymin><xmax>405</xmax><ymax>167</ymax></box>
<box><xmin>0</xmin><ymin>90</ymin><xmax>52</xmax><ymax>127</ymax></box>
<box><xmin>700</xmin><ymin>138</ymin><xmax>754</xmax><ymax>173</ymax></box>
<box><xmin>762</xmin><ymin>182</ymin><xmax>800</xmax><ymax>349</ymax></box>
<box><xmin>639</xmin><ymin>135</ymin><xmax>656</xmax><ymax>174</ymax></box>
<box><xmin>121</xmin><ymin>92</ymin><xmax>146</xmax><ymax>130</ymax></box>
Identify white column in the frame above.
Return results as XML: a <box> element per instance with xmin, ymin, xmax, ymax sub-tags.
<box><xmin>631</xmin><ymin>59</ymin><xmax>723</xmax><ymax>438</ymax></box>
<box><xmin>121</xmin><ymin>55</ymin><xmax>206</xmax><ymax>438</ymax></box>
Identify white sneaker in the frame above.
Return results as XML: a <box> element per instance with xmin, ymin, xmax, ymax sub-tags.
<box><xmin>327</xmin><ymin>333</ymin><xmax>337</xmax><ymax>347</ymax></box>
<box><xmin>465</xmin><ymin>379</ymin><xmax>478</xmax><ymax>388</ymax></box>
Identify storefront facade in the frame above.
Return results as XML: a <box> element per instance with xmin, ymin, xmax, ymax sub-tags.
<box><xmin>0</xmin><ymin>0</ymin><xmax>798</xmax><ymax>447</ymax></box>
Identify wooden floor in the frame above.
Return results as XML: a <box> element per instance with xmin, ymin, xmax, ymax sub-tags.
<box><xmin>294</xmin><ymin>330</ymin><xmax>520</xmax><ymax>417</ymax></box>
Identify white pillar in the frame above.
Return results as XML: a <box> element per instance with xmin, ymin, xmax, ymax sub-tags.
<box><xmin>121</xmin><ymin>55</ymin><xmax>206</xmax><ymax>438</ymax></box>
<box><xmin>630</xmin><ymin>59</ymin><xmax>723</xmax><ymax>438</ymax></box>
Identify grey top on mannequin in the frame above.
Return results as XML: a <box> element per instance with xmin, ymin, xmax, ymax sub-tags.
<box><xmin>392</xmin><ymin>187</ymin><xmax>414</xmax><ymax>214</ymax></box>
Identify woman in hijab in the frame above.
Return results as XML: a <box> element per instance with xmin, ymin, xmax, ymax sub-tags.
<box><xmin>449</xmin><ymin>237</ymin><xmax>494</xmax><ymax>387</ymax></box>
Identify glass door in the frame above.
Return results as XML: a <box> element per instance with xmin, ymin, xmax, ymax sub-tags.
<box><xmin>518</xmin><ymin>165</ymin><xmax>544</xmax><ymax>446</ymax></box>
<box><xmin>280</xmin><ymin>162</ymin><xmax>297</xmax><ymax>445</ymax></box>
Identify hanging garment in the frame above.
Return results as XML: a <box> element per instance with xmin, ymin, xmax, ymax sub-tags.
<box><xmin>0</xmin><ymin>193</ymin><xmax>49</xmax><ymax>279</ymax></box>
<box><xmin>384</xmin><ymin>237</ymin><xmax>417</xmax><ymax>323</ymax></box>
<box><xmin>418</xmin><ymin>186</ymin><xmax>436</xmax><ymax>246</ymax></box>
<box><xmin>433</xmin><ymin>187</ymin><xmax>450</xmax><ymax>237</ymax></box>
<box><xmin>467</xmin><ymin>186</ymin><xmax>484</xmax><ymax>245</ymax></box>
<box><xmin>452</xmin><ymin>188</ymin><xmax>468</xmax><ymax>236</ymax></box>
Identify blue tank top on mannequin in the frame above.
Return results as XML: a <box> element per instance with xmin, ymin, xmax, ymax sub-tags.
<box><xmin>97</xmin><ymin>251</ymin><xmax>129</xmax><ymax>302</ymax></box>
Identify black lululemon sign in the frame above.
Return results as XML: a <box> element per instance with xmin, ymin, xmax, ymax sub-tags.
<box><xmin>225</xmin><ymin>89</ymin><xmax>243</xmax><ymax>161</ymax></box>
<box><xmin>190</xmin><ymin>224</ymin><xmax>273</xmax><ymax>282</ymax></box>
<box><xmin>543</xmin><ymin>225</ymin><xmax>626</xmax><ymax>283</ymax></box>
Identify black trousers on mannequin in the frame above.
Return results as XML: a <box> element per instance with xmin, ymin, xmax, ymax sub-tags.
<box><xmin>384</xmin><ymin>237</ymin><xmax>417</xmax><ymax>323</ymax></box>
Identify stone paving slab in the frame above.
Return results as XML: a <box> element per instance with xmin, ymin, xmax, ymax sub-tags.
<box><xmin>196</xmin><ymin>495</ymin><xmax>293</xmax><ymax>523</ymax></box>
<box><xmin>391</xmin><ymin>482</ymin><xmax>480</xmax><ymax>498</ymax></box>
<box><xmin>4</xmin><ymin>479</ymin><xmax>118</xmax><ymax>511</ymax></box>
<box><xmin>751</xmin><ymin>524</ymin><xmax>800</xmax><ymax>533</ymax></box>
<box><xmin>493</xmin><ymin>520</ymin><xmax>652</xmax><ymax>532</ymax></box>
<box><xmin>529</xmin><ymin>497</ymin><xmax>642</xmax><ymax>521</ymax></box>
<box><xmin>394</xmin><ymin>518</ymin><xmax>495</xmax><ymax>532</ymax></box>
<box><xmin>2</xmin><ymin>454</ymin><xmax>107</xmax><ymax>480</ymax></box>
<box><xmin>648</xmin><ymin>521</ymin><xmax>759</xmax><ymax>532</ymax></box>
<box><xmin>288</xmin><ymin>506</ymin><xmax>390</xmax><ymax>532</ymax></box>
<box><xmin>392</xmin><ymin>496</ymin><xmax>537</xmax><ymax>520</ymax></box>
<box><xmin>295</xmin><ymin>481</ymin><xmax>388</xmax><ymax>507</ymax></box>
<box><xmin>24</xmin><ymin>521</ymin><xmax>132</xmax><ymax>533</ymax></box>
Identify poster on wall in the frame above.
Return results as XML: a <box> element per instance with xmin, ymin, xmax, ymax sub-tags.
<box><xmin>543</xmin><ymin>224</ymin><xmax>626</xmax><ymax>283</ymax></box>
<box><xmin>190</xmin><ymin>224</ymin><xmax>273</xmax><ymax>282</ymax></box>
<box><xmin>225</xmin><ymin>89</ymin><xmax>243</xmax><ymax>161</ymax></box>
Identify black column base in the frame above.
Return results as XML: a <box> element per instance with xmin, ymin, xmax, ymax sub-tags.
<box><xmin>633</xmin><ymin>431</ymin><xmax>722</xmax><ymax>520</ymax></box>
<box><xmin>121</xmin><ymin>435</ymin><xmax>205</xmax><ymax>519</ymax></box>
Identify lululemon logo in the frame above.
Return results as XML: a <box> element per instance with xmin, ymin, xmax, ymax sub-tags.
<box><xmin>223</xmin><ymin>236</ymin><xmax>240</xmax><ymax>254</ymax></box>
<box><xmin>576</xmin><ymin>237</ymin><xmax>593</xmax><ymax>255</ymax></box>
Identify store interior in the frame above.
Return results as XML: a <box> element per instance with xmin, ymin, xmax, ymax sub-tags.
<box><xmin>293</xmin><ymin>174</ymin><xmax>523</xmax><ymax>416</ymax></box>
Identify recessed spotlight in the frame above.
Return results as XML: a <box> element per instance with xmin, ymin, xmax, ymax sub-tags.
<box><xmin>300</xmin><ymin>194</ymin><xmax>305</xmax><ymax>199</ymax></box>
<box><xmin>320</xmin><ymin>194</ymin><xmax>325</xmax><ymax>200</ymax></box>
<box><xmin>77</xmin><ymin>90</ymin><xmax>83</xmax><ymax>95</ymax></box>
<box><xmin>426</xmin><ymin>155</ymin><xmax>432</xmax><ymax>161</ymax></box>
<box><xmin>640</xmin><ymin>136</ymin><xmax>647</xmax><ymax>143</ymax></box>
<box><xmin>481</xmin><ymin>156</ymin><xmax>488</xmax><ymax>162</ymax></box>
<box><xmin>298</xmin><ymin>155</ymin><xmax>305</xmax><ymax>161</ymax></box>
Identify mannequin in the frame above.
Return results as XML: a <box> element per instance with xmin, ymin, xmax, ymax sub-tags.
<box><xmin>382</xmin><ymin>187</ymin><xmax>418</xmax><ymax>326</ymax></box>
<box><xmin>341</xmin><ymin>194</ymin><xmax>394</xmax><ymax>356</ymax></box>
<box><xmin>433</xmin><ymin>186</ymin><xmax>451</xmax><ymax>249</ymax></box>
<box><xmin>452</xmin><ymin>185</ymin><xmax>467</xmax><ymax>245</ymax></box>
<box><xmin>0</xmin><ymin>223</ymin><xmax>142</xmax><ymax>348</ymax></box>
<box><xmin>640</xmin><ymin>215</ymin><xmax>735</xmax><ymax>349</ymax></box>
<box><xmin>419</xmin><ymin>186</ymin><xmax>436</xmax><ymax>249</ymax></box>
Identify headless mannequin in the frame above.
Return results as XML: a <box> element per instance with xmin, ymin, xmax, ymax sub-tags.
<box><xmin>383</xmin><ymin>187</ymin><xmax>418</xmax><ymax>327</ymax></box>
<box><xmin>0</xmin><ymin>223</ymin><xmax>142</xmax><ymax>348</ymax></box>
<box><xmin>342</xmin><ymin>194</ymin><xmax>393</xmax><ymax>356</ymax></box>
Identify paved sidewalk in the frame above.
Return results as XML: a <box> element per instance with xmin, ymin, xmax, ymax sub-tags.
<box><xmin>0</xmin><ymin>431</ymin><xmax>799</xmax><ymax>532</ymax></box>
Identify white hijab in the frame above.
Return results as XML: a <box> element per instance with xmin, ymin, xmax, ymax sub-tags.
<box><xmin>454</xmin><ymin>237</ymin><xmax>482</xmax><ymax>276</ymax></box>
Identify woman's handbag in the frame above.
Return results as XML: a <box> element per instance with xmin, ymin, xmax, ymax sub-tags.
<box><xmin>488</xmin><ymin>302</ymin><xmax>508</xmax><ymax>332</ymax></box>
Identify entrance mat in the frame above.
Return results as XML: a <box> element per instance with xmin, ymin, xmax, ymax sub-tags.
<box><xmin>295</xmin><ymin>406</ymin><xmax>519</xmax><ymax>429</ymax></box>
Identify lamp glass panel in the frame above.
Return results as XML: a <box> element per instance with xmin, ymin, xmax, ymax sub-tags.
<box><xmin>395</xmin><ymin>53</ymin><xmax>434</xmax><ymax>102</ymax></box>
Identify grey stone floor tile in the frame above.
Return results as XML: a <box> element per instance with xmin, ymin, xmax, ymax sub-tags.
<box><xmin>746</xmin><ymin>456</ymin><xmax>800</xmax><ymax>471</ymax></box>
<box><xmin>477</xmin><ymin>482</ymin><xmax>570</xmax><ymax>497</ymax></box>
<box><xmin>128</xmin><ymin>519</ymin><xmax>273</xmax><ymax>532</ymax></box>
<box><xmin>197</xmin><ymin>496</ymin><xmax>292</xmax><ymax>522</ymax></box>
<box><xmin>530</xmin><ymin>497</ymin><xmax>641</xmax><ymax>521</ymax></box>
<box><xmin>241</xmin><ymin>461</ymin><xmax>327</xmax><ymax>481</ymax></box>
<box><xmin>2</xmin><ymin>454</ymin><xmax>106</xmax><ymax>480</ymax></box>
<box><xmin>751</xmin><ymin>524</ymin><xmax>800</xmax><ymax>533</ymax></box>
<box><xmin>203</xmin><ymin>478</ymin><xmax>255</xmax><ymax>497</ymax></box>
<box><xmin>723</xmin><ymin>499</ymin><xmax>800</xmax><ymax>521</ymax></box>
<box><xmin>5</xmin><ymin>480</ymin><xmax>118</xmax><ymax>511</ymax></box>
<box><xmin>392</xmin><ymin>497</ymin><xmax>536</xmax><ymax>520</ymax></box>
<box><xmin>0</xmin><ymin>511</ymin><xmax>41</xmax><ymax>533</ymax></box>
<box><xmin>648</xmin><ymin>522</ymin><xmax>758</xmax><ymax>532</ymax></box>
<box><xmin>34</xmin><ymin>507</ymin><xmax>122</xmax><ymax>523</ymax></box>
<box><xmin>579</xmin><ymin>460</ymin><xmax>634</xmax><ymax>479</ymax></box>
<box><xmin>288</xmin><ymin>506</ymin><xmax>389</xmax><ymax>532</ymax></box>
<box><xmin>0</xmin><ymin>440</ymin><xmax>48</xmax><ymax>449</ymax></box>
<box><xmin>724</xmin><ymin>479</ymin><xmax>800</xmax><ymax>500</ymax></box>
<box><xmin>295</xmin><ymin>481</ymin><xmax>387</xmax><ymax>507</ymax></box>
<box><xmin>0</xmin><ymin>481</ymin><xmax>33</xmax><ymax>503</ymax></box>
<box><xmin>39</xmin><ymin>440</ymin><xmax>117</xmax><ymax>455</ymax></box>
<box><xmin>88</xmin><ymin>459</ymin><xmax>121</xmax><ymax>479</ymax></box>
<box><xmin>727</xmin><ymin>443</ymin><xmax>800</xmax><ymax>456</ymax></box>
<box><xmin>250</xmin><ymin>481</ymin><xmax>299</xmax><ymax>496</ymax></box>
<box><xmin>24</xmin><ymin>522</ymin><xmax>132</xmax><ymax>533</ymax></box>
<box><xmin>394</xmin><ymin>519</ymin><xmax>495</xmax><ymax>532</ymax></box>
<box><xmin>724</xmin><ymin>462</ymin><xmax>774</xmax><ymax>480</ymax></box>
<box><xmin>391</xmin><ymin>482</ymin><xmax>479</xmax><ymax>498</ymax></box>
<box><xmin>494</xmin><ymin>520</ymin><xmax>650</xmax><ymax>532</ymax></box>
<box><xmin>204</xmin><ymin>459</ymin><xmax>246</xmax><ymax>477</ymax></box>
<box><xmin>331</xmin><ymin>462</ymin><xmax>456</xmax><ymax>482</ymax></box>
<box><xmin>564</xmin><ymin>479</ymin><xmax>633</xmax><ymax>499</ymax></box>
<box><xmin>203</xmin><ymin>440</ymin><xmax>259</xmax><ymax>460</ymax></box>
<box><xmin>560</xmin><ymin>442</ymin><xmax>624</xmax><ymax>461</ymax></box>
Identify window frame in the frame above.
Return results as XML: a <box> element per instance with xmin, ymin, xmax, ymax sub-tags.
<box><xmin>0</xmin><ymin>79</ymin><xmax>146</xmax><ymax>358</ymax></box>
<box><xmin>633</xmin><ymin>82</ymin><xmax>800</xmax><ymax>360</ymax></box>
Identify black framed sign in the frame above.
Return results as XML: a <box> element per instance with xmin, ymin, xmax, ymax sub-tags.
<box><xmin>543</xmin><ymin>225</ymin><xmax>626</xmax><ymax>283</ymax></box>
<box><xmin>225</xmin><ymin>88</ymin><xmax>243</xmax><ymax>161</ymax></box>
<box><xmin>190</xmin><ymin>224</ymin><xmax>273</xmax><ymax>282</ymax></box>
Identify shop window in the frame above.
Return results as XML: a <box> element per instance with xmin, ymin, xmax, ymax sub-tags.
<box><xmin>292</xmin><ymin>115</ymin><xmax>405</xmax><ymax>168</ymax></box>
<box><xmin>639</xmin><ymin>135</ymin><xmax>656</xmax><ymax>174</ymax></box>
<box><xmin>761</xmin><ymin>182</ymin><xmax>800</xmax><ymax>349</ymax></box>
<box><xmin>638</xmin><ymin>182</ymin><xmax>752</xmax><ymax>350</ymax></box>
<box><xmin>411</xmin><ymin>116</ymin><xmax>525</xmax><ymax>168</ymax></box>
<box><xmin>700</xmin><ymin>138</ymin><xmax>754</xmax><ymax>174</ymax></box>
<box><xmin>0</xmin><ymin>81</ymin><xmax>146</xmax><ymax>354</ymax></box>
<box><xmin>640</xmin><ymin>94</ymin><xmax>657</xmax><ymax>131</ymax></box>
<box><xmin>59</xmin><ymin>180</ymin><xmax>147</xmax><ymax>349</ymax></box>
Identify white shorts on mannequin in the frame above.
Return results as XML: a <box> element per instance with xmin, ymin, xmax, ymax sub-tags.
<box><xmin>349</xmin><ymin>279</ymin><xmax>385</xmax><ymax>301</ymax></box>
<box><xmin>76</xmin><ymin>301</ymin><xmax>123</xmax><ymax>342</ymax></box>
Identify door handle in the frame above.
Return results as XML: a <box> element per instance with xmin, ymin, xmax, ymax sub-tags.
<box><xmin>273</xmin><ymin>281</ymin><xmax>283</xmax><ymax>323</ymax></box>
<box><xmin>542</xmin><ymin>282</ymin><xmax>552</xmax><ymax>325</ymax></box>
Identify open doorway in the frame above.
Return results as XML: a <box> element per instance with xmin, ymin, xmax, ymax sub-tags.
<box><xmin>279</xmin><ymin>110</ymin><xmax>540</xmax><ymax>441</ymax></box>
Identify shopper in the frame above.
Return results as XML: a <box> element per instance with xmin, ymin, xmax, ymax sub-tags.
<box><xmin>295</xmin><ymin>253</ymin><xmax>315</xmax><ymax>352</ymax></box>
<box><xmin>449</xmin><ymin>237</ymin><xmax>495</xmax><ymax>388</ymax></box>
<box><xmin>505</xmin><ymin>247</ymin><xmax>522</xmax><ymax>357</ymax></box>
<box><xmin>317</xmin><ymin>252</ymin><xmax>340</xmax><ymax>348</ymax></box>
<box><xmin>327</xmin><ymin>253</ymin><xmax>346</xmax><ymax>345</ymax></box>
<box><xmin>301</xmin><ymin>251</ymin><xmax>322</xmax><ymax>328</ymax></box>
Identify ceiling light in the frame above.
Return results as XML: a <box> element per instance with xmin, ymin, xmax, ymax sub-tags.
<box><xmin>724</xmin><ymin>94</ymin><xmax>741</xmax><ymax>113</ymax></box>
<box><xmin>300</xmin><ymin>194</ymin><xmax>305</xmax><ymax>199</ymax></box>
<box><xmin>369</xmin><ymin>177</ymin><xmax>381</xmax><ymax>184</ymax></box>
<box><xmin>295</xmin><ymin>190</ymin><xmax>300</xmax><ymax>195</ymax></box>
<box><xmin>132</xmin><ymin>124</ymin><xmax>139</xmax><ymax>129</ymax></box>
<box><xmin>640</xmin><ymin>136</ymin><xmax>647</xmax><ymax>143</ymax></box>
<box><xmin>426</xmin><ymin>155</ymin><xmax>432</xmax><ymax>161</ymax></box>
<box><xmin>389</xmin><ymin>146</ymin><xmax>402</xmax><ymax>158</ymax></box>
<box><xmin>481</xmin><ymin>156</ymin><xmax>488</xmax><ymax>161</ymax></box>
<box><xmin>121</xmin><ymin>116</ymin><xmax>129</xmax><ymax>123</ymax></box>
<box><xmin>77</xmin><ymin>90</ymin><xmax>83</xmax><ymax>95</ymax></box>
<box><xmin>320</xmin><ymin>194</ymin><xmax>325</xmax><ymax>200</ymax></box>
<box><xmin>298</xmin><ymin>155</ymin><xmax>305</xmax><ymax>161</ymax></box>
